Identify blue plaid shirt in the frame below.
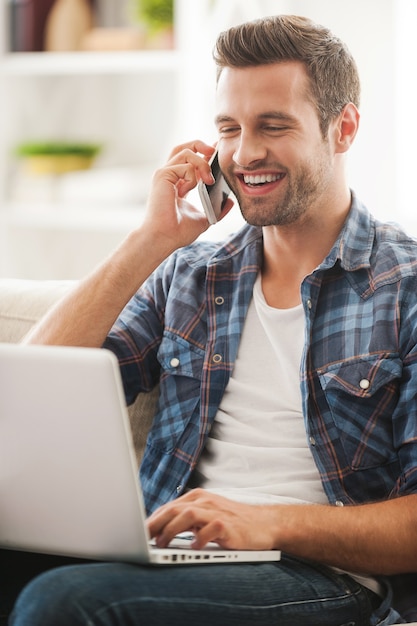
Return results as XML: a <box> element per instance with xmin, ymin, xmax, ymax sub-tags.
<box><xmin>104</xmin><ymin>193</ymin><xmax>417</xmax><ymax>521</ymax></box>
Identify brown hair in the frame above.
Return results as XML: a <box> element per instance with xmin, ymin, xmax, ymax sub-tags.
<box><xmin>213</xmin><ymin>15</ymin><xmax>360</xmax><ymax>135</ymax></box>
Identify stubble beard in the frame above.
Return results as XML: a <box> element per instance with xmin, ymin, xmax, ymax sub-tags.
<box><xmin>226</xmin><ymin>154</ymin><xmax>331</xmax><ymax>228</ymax></box>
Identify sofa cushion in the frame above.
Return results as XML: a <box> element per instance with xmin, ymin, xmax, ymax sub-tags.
<box><xmin>0</xmin><ymin>279</ymin><xmax>74</xmax><ymax>343</ymax></box>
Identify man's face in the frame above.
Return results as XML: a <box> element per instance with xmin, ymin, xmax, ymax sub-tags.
<box><xmin>215</xmin><ymin>62</ymin><xmax>336</xmax><ymax>227</ymax></box>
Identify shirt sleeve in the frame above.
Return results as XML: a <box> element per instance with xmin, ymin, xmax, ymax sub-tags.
<box><xmin>392</xmin><ymin>292</ymin><xmax>417</xmax><ymax>497</ymax></box>
<box><xmin>102</xmin><ymin>259</ymin><xmax>172</xmax><ymax>405</ymax></box>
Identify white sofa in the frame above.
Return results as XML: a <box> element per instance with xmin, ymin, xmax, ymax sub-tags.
<box><xmin>1</xmin><ymin>278</ymin><xmax>416</xmax><ymax>624</ymax></box>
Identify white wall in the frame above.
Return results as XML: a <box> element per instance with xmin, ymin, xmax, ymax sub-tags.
<box><xmin>396</xmin><ymin>0</ymin><xmax>417</xmax><ymax>231</ymax></box>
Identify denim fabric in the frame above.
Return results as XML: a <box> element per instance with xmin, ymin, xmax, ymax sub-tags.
<box><xmin>369</xmin><ymin>578</ymin><xmax>406</xmax><ymax>625</ymax></box>
<box><xmin>0</xmin><ymin>549</ymin><xmax>93</xmax><ymax>626</ymax></box>
<box><xmin>10</xmin><ymin>556</ymin><xmax>377</xmax><ymax>626</ymax></box>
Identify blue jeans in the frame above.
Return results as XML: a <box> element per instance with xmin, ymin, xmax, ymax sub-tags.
<box><xmin>9</xmin><ymin>554</ymin><xmax>381</xmax><ymax>626</ymax></box>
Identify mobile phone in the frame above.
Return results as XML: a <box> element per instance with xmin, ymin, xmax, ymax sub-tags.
<box><xmin>198</xmin><ymin>151</ymin><xmax>231</xmax><ymax>224</ymax></box>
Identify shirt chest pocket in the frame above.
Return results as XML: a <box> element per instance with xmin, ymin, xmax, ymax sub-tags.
<box><xmin>149</xmin><ymin>334</ymin><xmax>206</xmax><ymax>451</ymax></box>
<box><xmin>158</xmin><ymin>332</ymin><xmax>206</xmax><ymax>381</ymax></box>
<box><xmin>316</xmin><ymin>354</ymin><xmax>402</xmax><ymax>470</ymax></box>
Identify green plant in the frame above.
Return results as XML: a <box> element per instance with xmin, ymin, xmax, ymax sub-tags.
<box><xmin>14</xmin><ymin>141</ymin><xmax>101</xmax><ymax>158</ymax></box>
<box><xmin>130</xmin><ymin>0</ymin><xmax>174</xmax><ymax>34</ymax></box>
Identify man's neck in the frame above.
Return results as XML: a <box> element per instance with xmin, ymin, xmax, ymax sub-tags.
<box><xmin>260</xmin><ymin>191</ymin><xmax>351</xmax><ymax>309</ymax></box>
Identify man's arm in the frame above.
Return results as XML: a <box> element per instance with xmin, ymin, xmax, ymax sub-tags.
<box><xmin>23</xmin><ymin>227</ymin><xmax>174</xmax><ymax>347</ymax></box>
<box><xmin>24</xmin><ymin>141</ymin><xmax>227</xmax><ymax>347</ymax></box>
<box><xmin>147</xmin><ymin>489</ymin><xmax>417</xmax><ymax>575</ymax></box>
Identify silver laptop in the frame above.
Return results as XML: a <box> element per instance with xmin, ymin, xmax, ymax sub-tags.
<box><xmin>0</xmin><ymin>343</ymin><xmax>281</xmax><ymax>566</ymax></box>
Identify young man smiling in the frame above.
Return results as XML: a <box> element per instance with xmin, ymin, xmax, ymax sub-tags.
<box><xmin>9</xmin><ymin>14</ymin><xmax>417</xmax><ymax>626</ymax></box>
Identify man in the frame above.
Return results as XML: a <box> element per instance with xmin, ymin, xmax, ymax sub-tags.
<box><xmin>9</xmin><ymin>14</ymin><xmax>417</xmax><ymax>626</ymax></box>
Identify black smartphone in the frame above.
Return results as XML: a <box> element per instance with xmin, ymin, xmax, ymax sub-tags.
<box><xmin>198</xmin><ymin>150</ymin><xmax>231</xmax><ymax>224</ymax></box>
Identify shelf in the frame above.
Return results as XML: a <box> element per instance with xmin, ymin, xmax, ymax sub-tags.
<box><xmin>0</xmin><ymin>50</ymin><xmax>180</xmax><ymax>76</ymax></box>
<box><xmin>0</xmin><ymin>0</ymin><xmax>195</xmax><ymax>278</ymax></box>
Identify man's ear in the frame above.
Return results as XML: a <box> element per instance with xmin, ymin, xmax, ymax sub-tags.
<box><xmin>333</xmin><ymin>103</ymin><xmax>360</xmax><ymax>154</ymax></box>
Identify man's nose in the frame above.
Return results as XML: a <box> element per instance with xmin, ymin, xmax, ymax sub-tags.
<box><xmin>232</xmin><ymin>132</ymin><xmax>267</xmax><ymax>168</ymax></box>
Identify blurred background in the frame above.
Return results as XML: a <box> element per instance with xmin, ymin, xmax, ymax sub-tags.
<box><xmin>0</xmin><ymin>0</ymin><xmax>414</xmax><ymax>279</ymax></box>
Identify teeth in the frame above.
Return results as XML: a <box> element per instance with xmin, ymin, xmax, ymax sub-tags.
<box><xmin>243</xmin><ymin>173</ymin><xmax>283</xmax><ymax>185</ymax></box>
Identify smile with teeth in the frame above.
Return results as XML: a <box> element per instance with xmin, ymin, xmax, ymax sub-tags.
<box><xmin>243</xmin><ymin>173</ymin><xmax>285</xmax><ymax>186</ymax></box>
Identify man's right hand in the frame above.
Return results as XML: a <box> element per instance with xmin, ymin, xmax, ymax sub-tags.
<box><xmin>142</xmin><ymin>140</ymin><xmax>233</xmax><ymax>255</ymax></box>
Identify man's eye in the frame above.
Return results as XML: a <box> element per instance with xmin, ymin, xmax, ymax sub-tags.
<box><xmin>265</xmin><ymin>126</ymin><xmax>288</xmax><ymax>132</ymax></box>
<box><xmin>219</xmin><ymin>127</ymin><xmax>240</xmax><ymax>135</ymax></box>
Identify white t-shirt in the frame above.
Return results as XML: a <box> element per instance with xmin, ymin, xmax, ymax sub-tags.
<box><xmin>192</xmin><ymin>273</ymin><xmax>381</xmax><ymax>596</ymax></box>
<box><xmin>194</xmin><ymin>273</ymin><xmax>328</xmax><ymax>506</ymax></box>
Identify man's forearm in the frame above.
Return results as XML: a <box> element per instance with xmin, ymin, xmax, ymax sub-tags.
<box><xmin>275</xmin><ymin>494</ymin><xmax>417</xmax><ymax>575</ymax></box>
<box><xmin>149</xmin><ymin>490</ymin><xmax>417</xmax><ymax>575</ymax></box>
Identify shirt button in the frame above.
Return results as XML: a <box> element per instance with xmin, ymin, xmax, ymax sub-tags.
<box><xmin>306</xmin><ymin>299</ymin><xmax>312</xmax><ymax>310</ymax></box>
<box><xmin>309</xmin><ymin>436</ymin><xmax>316</xmax><ymax>446</ymax></box>
<box><xmin>335</xmin><ymin>500</ymin><xmax>344</xmax><ymax>507</ymax></box>
<box><xmin>170</xmin><ymin>357</ymin><xmax>180</xmax><ymax>368</ymax></box>
<box><xmin>359</xmin><ymin>378</ymin><xmax>370</xmax><ymax>390</ymax></box>
<box><xmin>176</xmin><ymin>485</ymin><xmax>182</xmax><ymax>494</ymax></box>
<box><xmin>212</xmin><ymin>354</ymin><xmax>223</xmax><ymax>364</ymax></box>
<box><xmin>214</xmin><ymin>296</ymin><xmax>224</xmax><ymax>305</ymax></box>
